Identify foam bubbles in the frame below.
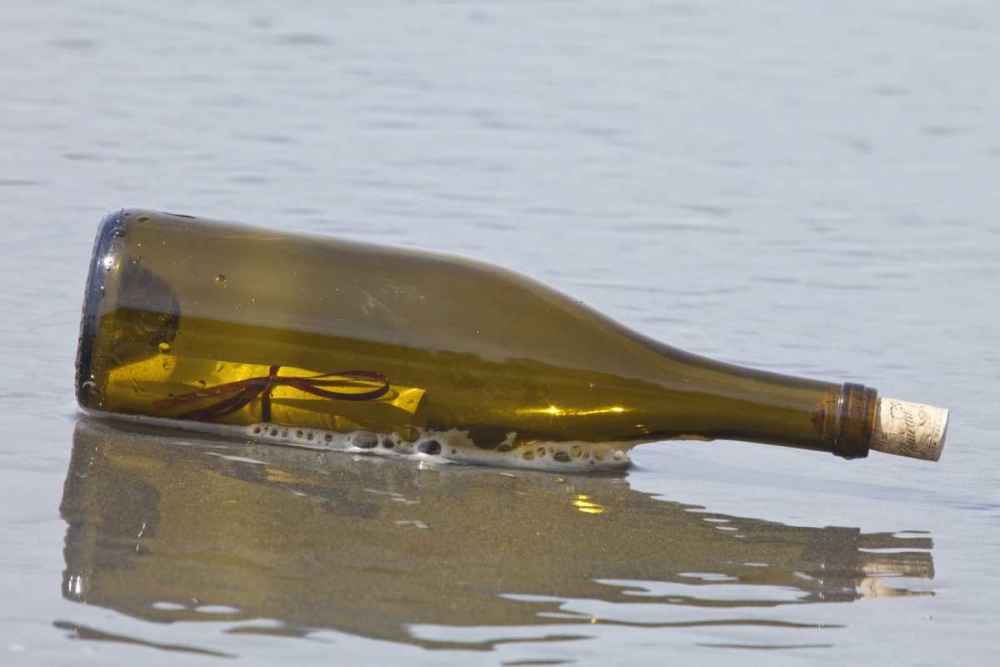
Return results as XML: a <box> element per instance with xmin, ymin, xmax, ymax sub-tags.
<box><xmin>98</xmin><ymin>413</ymin><xmax>637</xmax><ymax>472</ymax></box>
<box><xmin>231</xmin><ymin>423</ymin><xmax>636</xmax><ymax>471</ymax></box>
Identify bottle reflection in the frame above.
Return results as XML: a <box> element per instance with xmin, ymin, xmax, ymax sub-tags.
<box><xmin>60</xmin><ymin>419</ymin><xmax>933</xmax><ymax>649</ymax></box>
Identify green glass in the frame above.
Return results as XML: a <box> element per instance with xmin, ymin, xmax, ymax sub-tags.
<box><xmin>77</xmin><ymin>209</ymin><xmax>884</xmax><ymax>469</ymax></box>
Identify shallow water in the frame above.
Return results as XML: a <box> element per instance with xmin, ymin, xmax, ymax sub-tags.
<box><xmin>2</xmin><ymin>0</ymin><xmax>999</xmax><ymax>664</ymax></box>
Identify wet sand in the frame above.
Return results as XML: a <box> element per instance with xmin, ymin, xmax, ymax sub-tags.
<box><xmin>61</xmin><ymin>419</ymin><xmax>933</xmax><ymax>654</ymax></box>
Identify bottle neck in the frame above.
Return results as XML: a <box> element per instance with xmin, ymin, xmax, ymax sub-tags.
<box><xmin>638</xmin><ymin>346</ymin><xmax>880</xmax><ymax>459</ymax></box>
<box><xmin>709</xmin><ymin>379</ymin><xmax>878</xmax><ymax>460</ymax></box>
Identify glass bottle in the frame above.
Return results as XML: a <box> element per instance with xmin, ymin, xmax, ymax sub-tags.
<box><xmin>75</xmin><ymin>209</ymin><xmax>948</xmax><ymax>470</ymax></box>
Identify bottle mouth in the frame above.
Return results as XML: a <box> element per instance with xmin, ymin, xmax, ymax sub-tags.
<box><xmin>75</xmin><ymin>209</ymin><xmax>126</xmax><ymax>406</ymax></box>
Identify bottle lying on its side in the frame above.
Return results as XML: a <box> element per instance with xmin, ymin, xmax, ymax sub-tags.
<box><xmin>75</xmin><ymin>209</ymin><xmax>948</xmax><ymax>470</ymax></box>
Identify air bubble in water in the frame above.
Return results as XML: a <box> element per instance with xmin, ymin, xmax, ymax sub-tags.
<box><xmin>214</xmin><ymin>274</ymin><xmax>227</xmax><ymax>287</ymax></box>
<box><xmin>397</xmin><ymin>426</ymin><xmax>419</xmax><ymax>442</ymax></box>
<box><xmin>418</xmin><ymin>440</ymin><xmax>441</xmax><ymax>455</ymax></box>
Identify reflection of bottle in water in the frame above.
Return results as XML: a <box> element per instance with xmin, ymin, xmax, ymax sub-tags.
<box><xmin>76</xmin><ymin>209</ymin><xmax>948</xmax><ymax>469</ymax></box>
<box><xmin>59</xmin><ymin>419</ymin><xmax>934</xmax><ymax>648</ymax></box>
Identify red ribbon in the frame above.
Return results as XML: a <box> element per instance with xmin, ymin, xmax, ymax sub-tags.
<box><xmin>152</xmin><ymin>365</ymin><xmax>390</xmax><ymax>422</ymax></box>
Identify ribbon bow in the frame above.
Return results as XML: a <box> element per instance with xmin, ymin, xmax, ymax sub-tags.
<box><xmin>153</xmin><ymin>365</ymin><xmax>391</xmax><ymax>422</ymax></box>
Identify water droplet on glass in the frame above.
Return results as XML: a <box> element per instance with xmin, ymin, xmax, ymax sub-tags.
<box><xmin>214</xmin><ymin>274</ymin><xmax>227</xmax><ymax>287</ymax></box>
<box><xmin>111</xmin><ymin>228</ymin><xmax>126</xmax><ymax>238</ymax></box>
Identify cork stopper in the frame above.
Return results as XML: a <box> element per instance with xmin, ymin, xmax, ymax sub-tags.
<box><xmin>870</xmin><ymin>398</ymin><xmax>948</xmax><ymax>462</ymax></box>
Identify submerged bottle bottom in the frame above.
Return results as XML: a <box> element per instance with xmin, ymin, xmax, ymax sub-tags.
<box><xmin>85</xmin><ymin>411</ymin><xmax>637</xmax><ymax>472</ymax></box>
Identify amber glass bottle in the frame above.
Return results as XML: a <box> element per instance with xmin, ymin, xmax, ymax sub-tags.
<box><xmin>76</xmin><ymin>209</ymin><xmax>947</xmax><ymax>470</ymax></box>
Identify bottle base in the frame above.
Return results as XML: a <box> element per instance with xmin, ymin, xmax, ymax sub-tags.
<box><xmin>76</xmin><ymin>209</ymin><xmax>126</xmax><ymax>405</ymax></box>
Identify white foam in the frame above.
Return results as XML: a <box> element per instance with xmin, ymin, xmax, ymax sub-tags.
<box><xmin>204</xmin><ymin>452</ymin><xmax>267</xmax><ymax>465</ymax></box>
<box><xmin>93</xmin><ymin>411</ymin><xmax>637</xmax><ymax>471</ymax></box>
